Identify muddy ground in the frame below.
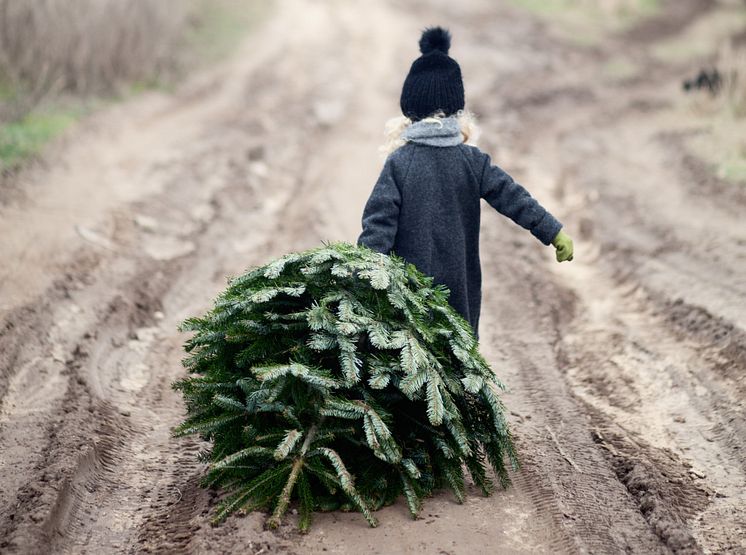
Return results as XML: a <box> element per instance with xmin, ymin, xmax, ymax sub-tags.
<box><xmin>1</xmin><ymin>0</ymin><xmax>745</xmax><ymax>553</ymax></box>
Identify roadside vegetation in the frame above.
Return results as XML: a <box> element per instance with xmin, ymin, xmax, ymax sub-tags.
<box><xmin>511</xmin><ymin>0</ymin><xmax>745</xmax><ymax>185</ymax></box>
<box><xmin>652</xmin><ymin>4</ymin><xmax>746</xmax><ymax>63</ymax></box>
<box><xmin>0</xmin><ymin>0</ymin><xmax>270</xmax><ymax>172</ymax></box>
<box><xmin>661</xmin><ymin>1</ymin><xmax>746</xmax><ymax>184</ymax></box>
<box><xmin>686</xmin><ymin>41</ymin><xmax>746</xmax><ymax>183</ymax></box>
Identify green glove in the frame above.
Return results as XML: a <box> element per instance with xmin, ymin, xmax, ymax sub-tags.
<box><xmin>551</xmin><ymin>229</ymin><xmax>574</xmax><ymax>262</ymax></box>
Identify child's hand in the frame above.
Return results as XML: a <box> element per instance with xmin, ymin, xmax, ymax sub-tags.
<box><xmin>551</xmin><ymin>230</ymin><xmax>574</xmax><ymax>262</ymax></box>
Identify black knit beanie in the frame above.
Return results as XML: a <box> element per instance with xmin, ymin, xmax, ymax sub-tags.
<box><xmin>400</xmin><ymin>27</ymin><xmax>465</xmax><ymax>121</ymax></box>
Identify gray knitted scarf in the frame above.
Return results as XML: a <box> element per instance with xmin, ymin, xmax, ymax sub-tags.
<box><xmin>402</xmin><ymin>116</ymin><xmax>462</xmax><ymax>147</ymax></box>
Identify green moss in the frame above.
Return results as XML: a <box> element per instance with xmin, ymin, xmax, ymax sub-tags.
<box><xmin>0</xmin><ymin>110</ymin><xmax>81</xmax><ymax>170</ymax></box>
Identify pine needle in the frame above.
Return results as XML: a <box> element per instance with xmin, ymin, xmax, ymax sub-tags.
<box><xmin>173</xmin><ymin>242</ymin><xmax>517</xmax><ymax>530</ymax></box>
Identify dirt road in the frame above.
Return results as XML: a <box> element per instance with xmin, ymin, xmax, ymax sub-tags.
<box><xmin>1</xmin><ymin>0</ymin><xmax>744</xmax><ymax>553</ymax></box>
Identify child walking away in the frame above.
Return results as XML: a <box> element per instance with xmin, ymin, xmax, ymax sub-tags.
<box><xmin>357</xmin><ymin>27</ymin><xmax>574</xmax><ymax>339</ymax></box>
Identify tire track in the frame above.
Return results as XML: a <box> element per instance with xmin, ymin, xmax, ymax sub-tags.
<box><xmin>478</xmin><ymin>236</ymin><xmax>668</xmax><ymax>554</ymax></box>
<box><xmin>2</xmin><ymin>1</ymin><xmax>744</xmax><ymax>553</ymax></box>
<box><xmin>470</xmin><ymin>3</ymin><xmax>746</xmax><ymax>549</ymax></box>
<box><xmin>15</xmin><ymin>3</ymin><xmax>395</xmax><ymax>552</ymax></box>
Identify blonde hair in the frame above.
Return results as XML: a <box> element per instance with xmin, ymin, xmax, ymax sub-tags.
<box><xmin>379</xmin><ymin>109</ymin><xmax>480</xmax><ymax>156</ymax></box>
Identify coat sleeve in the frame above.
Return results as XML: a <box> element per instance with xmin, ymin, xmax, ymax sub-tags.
<box><xmin>357</xmin><ymin>157</ymin><xmax>401</xmax><ymax>254</ymax></box>
<box><xmin>477</xmin><ymin>150</ymin><xmax>562</xmax><ymax>245</ymax></box>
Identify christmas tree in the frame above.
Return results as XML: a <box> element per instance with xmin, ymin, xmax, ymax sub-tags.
<box><xmin>173</xmin><ymin>242</ymin><xmax>518</xmax><ymax>530</ymax></box>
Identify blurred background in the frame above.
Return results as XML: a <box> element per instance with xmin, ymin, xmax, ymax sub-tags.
<box><xmin>1</xmin><ymin>1</ymin><xmax>745</xmax><ymax>554</ymax></box>
<box><xmin>0</xmin><ymin>0</ymin><xmax>268</xmax><ymax>170</ymax></box>
<box><xmin>0</xmin><ymin>0</ymin><xmax>744</xmax><ymax>176</ymax></box>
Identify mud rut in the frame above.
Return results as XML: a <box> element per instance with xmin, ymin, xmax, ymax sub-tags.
<box><xmin>1</xmin><ymin>0</ymin><xmax>745</xmax><ymax>553</ymax></box>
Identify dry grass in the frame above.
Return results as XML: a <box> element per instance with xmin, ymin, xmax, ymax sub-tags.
<box><xmin>653</xmin><ymin>5</ymin><xmax>746</xmax><ymax>64</ymax></box>
<box><xmin>509</xmin><ymin>0</ymin><xmax>659</xmax><ymax>44</ymax></box>
<box><xmin>713</xmin><ymin>42</ymin><xmax>746</xmax><ymax>117</ymax></box>
<box><xmin>0</xmin><ymin>0</ymin><xmax>269</xmax><ymax>171</ymax></box>
<box><xmin>569</xmin><ymin>0</ymin><xmax>659</xmax><ymax>17</ymax></box>
<box><xmin>511</xmin><ymin>0</ymin><xmax>658</xmax><ymax>16</ymax></box>
<box><xmin>652</xmin><ymin>1</ymin><xmax>746</xmax><ymax>184</ymax></box>
<box><xmin>681</xmin><ymin>39</ymin><xmax>746</xmax><ymax>183</ymax></box>
<box><xmin>0</xmin><ymin>0</ymin><xmax>191</xmax><ymax>121</ymax></box>
<box><xmin>685</xmin><ymin>41</ymin><xmax>746</xmax><ymax>183</ymax></box>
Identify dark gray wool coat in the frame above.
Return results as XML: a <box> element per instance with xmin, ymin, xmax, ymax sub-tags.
<box><xmin>357</xmin><ymin>117</ymin><xmax>563</xmax><ymax>337</ymax></box>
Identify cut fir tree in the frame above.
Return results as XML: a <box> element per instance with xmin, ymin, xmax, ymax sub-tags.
<box><xmin>173</xmin><ymin>242</ymin><xmax>518</xmax><ymax>531</ymax></box>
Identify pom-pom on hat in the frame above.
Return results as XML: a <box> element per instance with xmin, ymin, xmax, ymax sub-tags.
<box><xmin>400</xmin><ymin>27</ymin><xmax>465</xmax><ymax>121</ymax></box>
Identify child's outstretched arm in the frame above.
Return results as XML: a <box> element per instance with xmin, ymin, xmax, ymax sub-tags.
<box><xmin>476</xmin><ymin>150</ymin><xmax>573</xmax><ymax>262</ymax></box>
<box><xmin>357</xmin><ymin>158</ymin><xmax>401</xmax><ymax>254</ymax></box>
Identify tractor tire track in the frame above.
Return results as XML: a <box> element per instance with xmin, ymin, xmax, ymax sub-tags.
<box><xmin>1</xmin><ymin>1</ymin><xmax>745</xmax><ymax>554</ymax></box>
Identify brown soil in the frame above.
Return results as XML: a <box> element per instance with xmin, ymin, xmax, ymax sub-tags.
<box><xmin>1</xmin><ymin>1</ymin><xmax>745</xmax><ymax>553</ymax></box>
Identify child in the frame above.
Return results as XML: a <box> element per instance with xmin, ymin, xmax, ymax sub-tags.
<box><xmin>357</xmin><ymin>27</ymin><xmax>574</xmax><ymax>338</ymax></box>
